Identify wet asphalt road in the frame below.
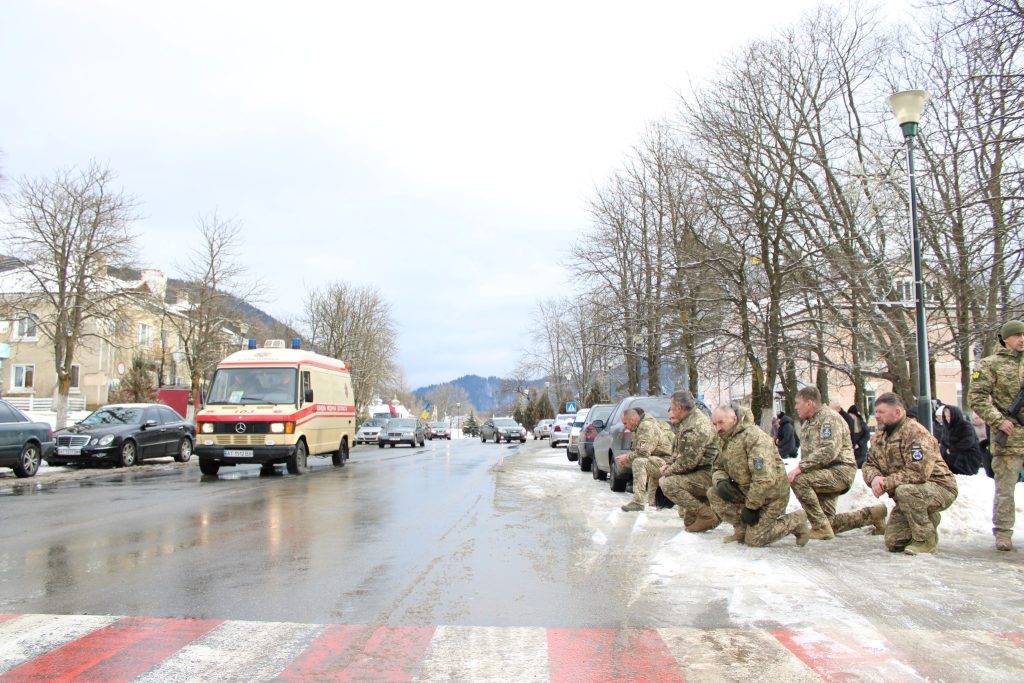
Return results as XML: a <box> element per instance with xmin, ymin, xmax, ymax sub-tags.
<box><xmin>0</xmin><ymin>438</ymin><xmax>618</xmax><ymax>627</ymax></box>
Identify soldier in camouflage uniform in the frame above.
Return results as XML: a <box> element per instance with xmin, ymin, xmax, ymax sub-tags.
<box><xmin>616</xmin><ymin>408</ymin><xmax>674</xmax><ymax>512</ymax></box>
<box><xmin>967</xmin><ymin>319</ymin><xmax>1024</xmax><ymax>551</ymax></box>
<box><xmin>789</xmin><ymin>387</ymin><xmax>887</xmax><ymax>540</ymax></box>
<box><xmin>659</xmin><ymin>390</ymin><xmax>721</xmax><ymax>532</ymax></box>
<box><xmin>864</xmin><ymin>392</ymin><xmax>958</xmax><ymax>555</ymax></box>
<box><xmin>706</xmin><ymin>403</ymin><xmax>810</xmax><ymax>547</ymax></box>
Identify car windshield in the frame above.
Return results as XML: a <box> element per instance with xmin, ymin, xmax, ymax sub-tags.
<box><xmin>389</xmin><ymin>419</ymin><xmax>416</xmax><ymax>429</ymax></box>
<box><xmin>207</xmin><ymin>367</ymin><xmax>296</xmax><ymax>405</ymax></box>
<box><xmin>588</xmin><ymin>406</ymin><xmax>613</xmax><ymax>423</ymax></box>
<box><xmin>360</xmin><ymin>419</ymin><xmax>387</xmax><ymax>429</ymax></box>
<box><xmin>494</xmin><ymin>419</ymin><xmax>517</xmax><ymax>427</ymax></box>
<box><xmin>630</xmin><ymin>398</ymin><xmax>671</xmax><ymax>420</ymax></box>
<box><xmin>81</xmin><ymin>406</ymin><xmax>144</xmax><ymax>426</ymax></box>
<box><xmin>430</xmin><ymin>422</ymin><xmax>447</xmax><ymax>428</ymax></box>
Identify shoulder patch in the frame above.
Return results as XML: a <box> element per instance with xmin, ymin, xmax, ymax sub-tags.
<box><xmin>971</xmin><ymin>370</ymin><xmax>981</xmax><ymax>380</ymax></box>
<box><xmin>753</xmin><ymin>456</ymin><xmax>764</xmax><ymax>471</ymax></box>
<box><xmin>820</xmin><ymin>423</ymin><xmax>832</xmax><ymax>439</ymax></box>
<box><xmin>911</xmin><ymin>443</ymin><xmax>924</xmax><ymax>461</ymax></box>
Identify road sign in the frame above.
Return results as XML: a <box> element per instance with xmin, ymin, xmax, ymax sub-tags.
<box><xmin>565</xmin><ymin>401</ymin><xmax>577</xmax><ymax>412</ymax></box>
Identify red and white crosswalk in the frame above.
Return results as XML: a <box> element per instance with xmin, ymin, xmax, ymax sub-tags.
<box><xmin>0</xmin><ymin>613</ymin><xmax>1022</xmax><ymax>681</ymax></box>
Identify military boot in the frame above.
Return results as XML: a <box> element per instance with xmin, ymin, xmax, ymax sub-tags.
<box><xmin>723</xmin><ymin>525</ymin><xmax>746</xmax><ymax>544</ymax></box>
<box><xmin>621</xmin><ymin>501</ymin><xmax>644</xmax><ymax>512</ymax></box>
<box><xmin>681</xmin><ymin>508</ymin><xmax>697</xmax><ymax>527</ymax></box>
<box><xmin>904</xmin><ymin>534</ymin><xmax>938</xmax><ymax>555</ymax></box>
<box><xmin>809</xmin><ymin>521</ymin><xmax>835</xmax><ymax>541</ymax></box>
<box><xmin>791</xmin><ymin>511</ymin><xmax>811</xmax><ymax>547</ymax></box>
<box><xmin>685</xmin><ymin>506</ymin><xmax>721</xmax><ymax>533</ymax></box>
<box><xmin>869</xmin><ymin>504</ymin><xmax>888</xmax><ymax>535</ymax></box>
<box><xmin>996</xmin><ymin>534</ymin><xmax>1014</xmax><ymax>552</ymax></box>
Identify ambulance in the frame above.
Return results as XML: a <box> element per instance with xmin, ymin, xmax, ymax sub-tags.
<box><xmin>194</xmin><ymin>339</ymin><xmax>356</xmax><ymax>476</ymax></box>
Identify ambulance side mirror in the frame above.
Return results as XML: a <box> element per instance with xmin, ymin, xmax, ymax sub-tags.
<box><xmin>304</xmin><ymin>388</ymin><xmax>314</xmax><ymax>403</ymax></box>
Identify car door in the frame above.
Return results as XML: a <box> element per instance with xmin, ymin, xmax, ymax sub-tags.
<box><xmin>137</xmin><ymin>407</ymin><xmax>164</xmax><ymax>460</ymax></box>
<box><xmin>0</xmin><ymin>402</ymin><xmax>23</xmax><ymax>461</ymax></box>
<box><xmin>158</xmin><ymin>406</ymin><xmax>187</xmax><ymax>455</ymax></box>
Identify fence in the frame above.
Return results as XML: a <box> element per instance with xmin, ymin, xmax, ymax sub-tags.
<box><xmin>3</xmin><ymin>395</ymin><xmax>87</xmax><ymax>412</ymax></box>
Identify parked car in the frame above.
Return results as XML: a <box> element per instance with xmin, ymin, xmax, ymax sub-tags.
<box><xmin>51</xmin><ymin>403</ymin><xmax>195</xmax><ymax>468</ymax></box>
<box><xmin>428</xmin><ymin>421</ymin><xmax>452</xmax><ymax>440</ymax></box>
<box><xmin>356</xmin><ymin>418</ymin><xmax>389</xmax><ymax>445</ymax></box>
<box><xmin>378</xmin><ymin>418</ymin><xmax>425</xmax><ymax>448</ymax></box>
<box><xmin>480</xmin><ymin>417</ymin><xmax>527</xmax><ymax>443</ymax></box>
<box><xmin>579</xmin><ymin>403</ymin><xmax>615</xmax><ymax>473</ymax></box>
<box><xmin>533</xmin><ymin>419</ymin><xmax>554</xmax><ymax>440</ymax></box>
<box><xmin>591</xmin><ymin>396</ymin><xmax>671</xmax><ymax>492</ymax></box>
<box><xmin>549</xmin><ymin>413</ymin><xmax>575</xmax><ymax>448</ymax></box>
<box><xmin>566</xmin><ymin>408</ymin><xmax>590</xmax><ymax>462</ymax></box>
<box><xmin>0</xmin><ymin>399</ymin><xmax>55</xmax><ymax>478</ymax></box>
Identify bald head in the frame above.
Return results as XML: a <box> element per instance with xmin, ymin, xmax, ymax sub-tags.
<box><xmin>711</xmin><ymin>404</ymin><xmax>741</xmax><ymax>437</ymax></box>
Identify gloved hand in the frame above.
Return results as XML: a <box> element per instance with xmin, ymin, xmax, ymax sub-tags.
<box><xmin>741</xmin><ymin>506</ymin><xmax>761</xmax><ymax>526</ymax></box>
<box><xmin>715</xmin><ymin>478</ymin><xmax>743</xmax><ymax>503</ymax></box>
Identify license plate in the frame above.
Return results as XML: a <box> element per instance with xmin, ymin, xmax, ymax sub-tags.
<box><xmin>58</xmin><ymin>447</ymin><xmax>81</xmax><ymax>456</ymax></box>
<box><xmin>225</xmin><ymin>449</ymin><xmax>254</xmax><ymax>458</ymax></box>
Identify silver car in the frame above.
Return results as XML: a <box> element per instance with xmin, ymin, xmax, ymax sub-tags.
<box><xmin>549</xmin><ymin>413</ymin><xmax>575</xmax><ymax>448</ymax></box>
<box><xmin>429</xmin><ymin>421</ymin><xmax>451</xmax><ymax>440</ymax></box>
<box><xmin>533</xmin><ymin>419</ymin><xmax>553</xmax><ymax>439</ymax></box>
<box><xmin>378</xmin><ymin>418</ymin><xmax>425</xmax><ymax>448</ymax></box>
<box><xmin>590</xmin><ymin>396</ymin><xmax>671</xmax><ymax>491</ymax></box>
<box><xmin>356</xmin><ymin>418</ymin><xmax>388</xmax><ymax>445</ymax></box>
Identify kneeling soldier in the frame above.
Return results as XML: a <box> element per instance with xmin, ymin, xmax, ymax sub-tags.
<box><xmin>617</xmin><ymin>408</ymin><xmax>674</xmax><ymax>512</ymax></box>
<box><xmin>864</xmin><ymin>392</ymin><xmax>958</xmax><ymax>555</ymax></box>
<box><xmin>706</xmin><ymin>403</ymin><xmax>810</xmax><ymax>547</ymax></box>
<box><xmin>789</xmin><ymin>387</ymin><xmax>887</xmax><ymax>540</ymax></box>
<box><xmin>660</xmin><ymin>390</ymin><xmax>721</xmax><ymax>532</ymax></box>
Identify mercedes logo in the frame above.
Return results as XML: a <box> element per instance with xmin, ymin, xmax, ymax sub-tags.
<box><xmin>235</xmin><ymin>423</ymin><xmax>247</xmax><ymax>434</ymax></box>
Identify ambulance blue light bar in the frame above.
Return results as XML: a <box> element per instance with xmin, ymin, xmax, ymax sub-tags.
<box><xmin>247</xmin><ymin>339</ymin><xmax>258</xmax><ymax>350</ymax></box>
<box><xmin>291</xmin><ymin>338</ymin><xmax>301</xmax><ymax>349</ymax></box>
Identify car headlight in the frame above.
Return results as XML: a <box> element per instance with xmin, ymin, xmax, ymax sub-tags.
<box><xmin>201</xmin><ymin>423</ymin><xmax>214</xmax><ymax>434</ymax></box>
<box><xmin>270</xmin><ymin>423</ymin><xmax>284</xmax><ymax>434</ymax></box>
<box><xmin>98</xmin><ymin>434</ymin><xmax>115</xmax><ymax>446</ymax></box>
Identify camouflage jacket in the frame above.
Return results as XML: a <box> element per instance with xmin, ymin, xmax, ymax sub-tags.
<box><xmin>968</xmin><ymin>347</ymin><xmax>1024</xmax><ymax>452</ymax></box>
<box><xmin>664</xmin><ymin>408</ymin><xmax>718</xmax><ymax>476</ymax></box>
<box><xmin>710</xmin><ymin>409</ymin><xmax>789</xmax><ymax>510</ymax></box>
<box><xmin>863</xmin><ymin>418</ymin><xmax>957</xmax><ymax>496</ymax></box>
<box><xmin>626</xmin><ymin>414</ymin><xmax>674</xmax><ymax>465</ymax></box>
<box><xmin>797</xmin><ymin>405</ymin><xmax>856</xmax><ymax>472</ymax></box>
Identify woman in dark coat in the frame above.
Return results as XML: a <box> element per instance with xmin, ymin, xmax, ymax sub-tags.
<box><xmin>847</xmin><ymin>404</ymin><xmax>871</xmax><ymax>467</ymax></box>
<box><xmin>775</xmin><ymin>412</ymin><xmax>799</xmax><ymax>459</ymax></box>
<box><xmin>939</xmin><ymin>405</ymin><xmax>985</xmax><ymax>475</ymax></box>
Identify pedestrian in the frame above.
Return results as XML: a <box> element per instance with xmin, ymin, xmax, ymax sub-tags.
<box><xmin>832</xmin><ymin>402</ymin><xmax>857</xmax><ymax>441</ymax></box>
<box><xmin>863</xmin><ymin>392</ymin><xmax>958</xmax><ymax>555</ymax></box>
<box><xmin>660</xmin><ymin>390</ymin><xmax>721</xmax><ymax>533</ymax></box>
<box><xmin>771</xmin><ymin>413</ymin><xmax>781</xmax><ymax>441</ymax></box>
<box><xmin>788</xmin><ymin>387</ymin><xmax>887</xmax><ymax>540</ymax></box>
<box><xmin>847</xmin><ymin>404</ymin><xmax>871</xmax><ymax>467</ymax></box>
<box><xmin>616</xmin><ymin>408</ymin><xmax>674</xmax><ymax>512</ymax></box>
<box><xmin>938</xmin><ymin>405</ymin><xmax>985</xmax><ymax>475</ymax></box>
<box><xmin>967</xmin><ymin>319</ymin><xmax>1024</xmax><ymax>551</ymax></box>
<box><xmin>775</xmin><ymin>412</ymin><xmax>799</xmax><ymax>459</ymax></box>
<box><xmin>706</xmin><ymin>403</ymin><xmax>810</xmax><ymax>547</ymax></box>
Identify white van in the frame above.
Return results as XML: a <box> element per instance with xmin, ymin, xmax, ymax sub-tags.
<box><xmin>194</xmin><ymin>341</ymin><xmax>356</xmax><ymax>476</ymax></box>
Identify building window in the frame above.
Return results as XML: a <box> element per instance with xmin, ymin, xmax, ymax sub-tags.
<box><xmin>894</xmin><ymin>280</ymin><xmax>939</xmax><ymax>303</ymax></box>
<box><xmin>138</xmin><ymin>323</ymin><xmax>153</xmax><ymax>347</ymax></box>
<box><xmin>12</xmin><ymin>364</ymin><xmax>34</xmax><ymax>390</ymax></box>
<box><xmin>856</xmin><ymin>348</ymin><xmax>877</xmax><ymax>364</ymax></box>
<box><xmin>70</xmin><ymin>364</ymin><xmax>81</xmax><ymax>390</ymax></box>
<box><xmin>14</xmin><ymin>316</ymin><xmax>37</xmax><ymax>340</ymax></box>
<box><xmin>865</xmin><ymin>388</ymin><xmax>877</xmax><ymax>414</ymax></box>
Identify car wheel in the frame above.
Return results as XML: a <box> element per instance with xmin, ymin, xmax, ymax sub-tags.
<box><xmin>174</xmin><ymin>437</ymin><xmax>193</xmax><ymax>463</ymax></box>
<box><xmin>117</xmin><ymin>440</ymin><xmax>138</xmax><ymax>468</ymax></box>
<box><xmin>580</xmin><ymin>455</ymin><xmax>592</xmax><ymax>472</ymax></box>
<box><xmin>332</xmin><ymin>437</ymin><xmax>349</xmax><ymax>466</ymax></box>
<box><xmin>12</xmin><ymin>442</ymin><xmax>41</xmax><ymax>478</ymax></box>
<box><xmin>567</xmin><ymin>448</ymin><xmax>578</xmax><ymax>462</ymax></box>
<box><xmin>609</xmin><ymin>453</ymin><xmax>627</xmax><ymax>492</ymax></box>
<box><xmin>199</xmin><ymin>458</ymin><xmax>220</xmax><ymax>476</ymax></box>
<box><xmin>379</xmin><ymin>442</ymin><xmax>385</xmax><ymax>449</ymax></box>
<box><xmin>287</xmin><ymin>439</ymin><xmax>308</xmax><ymax>474</ymax></box>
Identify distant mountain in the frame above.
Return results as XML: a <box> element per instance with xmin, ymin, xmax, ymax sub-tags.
<box><xmin>412</xmin><ymin>375</ymin><xmax>501</xmax><ymax>412</ymax></box>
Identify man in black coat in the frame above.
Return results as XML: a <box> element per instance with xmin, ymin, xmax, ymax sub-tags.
<box><xmin>775</xmin><ymin>412</ymin><xmax>799</xmax><ymax>459</ymax></box>
<box><xmin>939</xmin><ymin>405</ymin><xmax>985</xmax><ymax>475</ymax></box>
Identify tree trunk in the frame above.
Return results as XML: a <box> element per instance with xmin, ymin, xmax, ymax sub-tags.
<box><xmin>816</xmin><ymin>366</ymin><xmax>829</xmax><ymax>405</ymax></box>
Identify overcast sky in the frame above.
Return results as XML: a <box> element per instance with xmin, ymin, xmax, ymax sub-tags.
<box><xmin>0</xmin><ymin>0</ymin><xmax>912</xmax><ymax>388</ymax></box>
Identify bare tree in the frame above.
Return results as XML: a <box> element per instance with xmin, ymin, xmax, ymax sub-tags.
<box><xmin>424</xmin><ymin>382</ymin><xmax>471</xmax><ymax>418</ymax></box>
<box><xmin>1</xmin><ymin>162</ymin><xmax>139</xmax><ymax>427</ymax></box>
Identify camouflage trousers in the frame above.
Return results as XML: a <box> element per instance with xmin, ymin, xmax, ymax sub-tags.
<box><xmin>992</xmin><ymin>453</ymin><xmax>1024</xmax><ymax>538</ymax></box>
<box><xmin>660</xmin><ymin>469</ymin><xmax>713</xmax><ymax>522</ymax></box>
<box><xmin>631</xmin><ymin>456</ymin><xmax>667</xmax><ymax>506</ymax></box>
<box><xmin>706</xmin><ymin>488</ymin><xmax>804</xmax><ymax>547</ymax></box>
<box><xmin>790</xmin><ymin>465</ymin><xmax>873</xmax><ymax>533</ymax></box>
<box><xmin>887</xmin><ymin>482</ymin><xmax>956</xmax><ymax>550</ymax></box>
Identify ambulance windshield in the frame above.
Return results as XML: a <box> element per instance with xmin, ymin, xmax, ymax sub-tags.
<box><xmin>207</xmin><ymin>367</ymin><xmax>297</xmax><ymax>405</ymax></box>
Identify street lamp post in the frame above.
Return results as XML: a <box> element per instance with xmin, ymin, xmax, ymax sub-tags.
<box><xmin>888</xmin><ymin>89</ymin><xmax>933</xmax><ymax>434</ymax></box>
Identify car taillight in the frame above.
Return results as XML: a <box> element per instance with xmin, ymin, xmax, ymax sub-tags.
<box><xmin>554</xmin><ymin>425</ymin><xmax>561</xmax><ymax>432</ymax></box>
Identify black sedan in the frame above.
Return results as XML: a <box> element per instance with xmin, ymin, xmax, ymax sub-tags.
<box><xmin>0</xmin><ymin>399</ymin><xmax>55</xmax><ymax>478</ymax></box>
<box><xmin>51</xmin><ymin>403</ymin><xmax>195</xmax><ymax>468</ymax></box>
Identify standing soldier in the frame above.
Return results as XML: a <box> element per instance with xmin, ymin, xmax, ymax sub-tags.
<box><xmin>968</xmin><ymin>320</ymin><xmax>1024</xmax><ymax>551</ymax></box>
<box><xmin>616</xmin><ymin>408</ymin><xmax>674</xmax><ymax>512</ymax></box>
<box><xmin>660</xmin><ymin>390</ymin><xmax>721</xmax><ymax>532</ymax></box>
<box><xmin>864</xmin><ymin>392</ymin><xmax>958</xmax><ymax>555</ymax></box>
<box><xmin>788</xmin><ymin>387</ymin><xmax>887</xmax><ymax>540</ymax></box>
<box><xmin>706</xmin><ymin>403</ymin><xmax>810</xmax><ymax>547</ymax></box>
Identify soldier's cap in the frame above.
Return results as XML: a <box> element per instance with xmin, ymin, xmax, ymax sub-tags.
<box><xmin>1000</xmin><ymin>320</ymin><xmax>1024</xmax><ymax>341</ymax></box>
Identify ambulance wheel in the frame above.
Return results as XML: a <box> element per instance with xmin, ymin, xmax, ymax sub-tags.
<box><xmin>287</xmin><ymin>440</ymin><xmax>308</xmax><ymax>474</ymax></box>
<box><xmin>199</xmin><ymin>459</ymin><xmax>220</xmax><ymax>476</ymax></box>
<box><xmin>332</xmin><ymin>438</ymin><xmax>349</xmax><ymax>467</ymax></box>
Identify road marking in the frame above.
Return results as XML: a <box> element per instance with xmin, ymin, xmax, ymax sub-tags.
<box><xmin>659</xmin><ymin>627</ymin><xmax>818</xmax><ymax>682</ymax></box>
<box><xmin>0</xmin><ymin>614</ymin><xmax>119</xmax><ymax>674</ymax></box>
<box><xmin>136</xmin><ymin>619</ymin><xmax>321</xmax><ymax>682</ymax></box>
<box><xmin>279</xmin><ymin>624</ymin><xmax>435</xmax><ymax>681</ymax></box>
<box><xmin>547</xmin><ymin>627</ymin><xmax>685</xmax><ymax>683</ymax></box>
<box><xmin>419</xmin><ymin>625</ymin><xmax>550</xmax><ymax>682</ymax></box>
<box><xmin>1</xmin><ymin>616</ymin><xmax>221</xmax><ymax>681</ymax></box>
<box><xmin>773</xmin><ymin>626</ymin><xmax>925</xmax><ymax>681</ymax></box>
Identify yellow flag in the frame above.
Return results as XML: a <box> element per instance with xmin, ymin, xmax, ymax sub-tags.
<box><xmin>420</xmin><ymin>409</ymin><xmax>430</xmax><ymax>420</ymax></box>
